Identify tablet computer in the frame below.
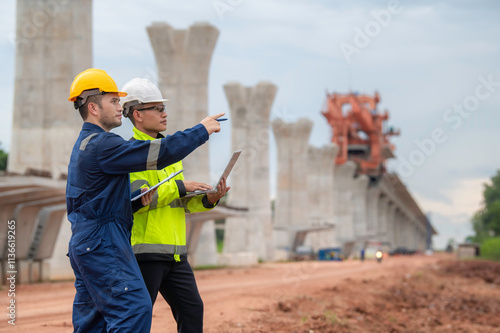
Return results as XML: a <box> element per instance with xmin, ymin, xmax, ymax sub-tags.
<box><xmin>131</xmin><ymin>169</ymin><xmax>183</xmax><ymax>201</ymax></box>
<box><xmin>184</xmin><ymin>150</ymin><xmax>241</xmax><ymax>198</ymax></box>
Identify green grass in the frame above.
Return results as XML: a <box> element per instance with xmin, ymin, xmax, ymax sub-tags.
<box><xmin>216</xmin><ymin>239</ymin><xmax>224</xmax><ymax>253</ymax></box>
<box><xmin>481</xmin><ymin>237</ymin><xmax>500</xmax><ymax>261</ymax></box>
<box><xmin>193</xmin><ymin>265</ymin><xmax>227</xmax><ymax>271</ymax></box>
<box><xmin>324</xmin><ymin>310</ymin><xmax>338</xmax><ymax>325</ymax></box>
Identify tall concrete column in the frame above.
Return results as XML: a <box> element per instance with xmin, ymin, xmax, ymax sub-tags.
<box><xmin>352</xmin><ymin>175</ymin><xmax>369</xmax><ymax>247</ymax></box>
<box><xmin>405</xmin><ymin>218</ymin><xmax>412</xmax><ymax>248</ymax></box>
<box><xmin>401</xmin><ymin>217</ymin><xmax>408</xmax><ymax>248</ymax></box>
<box><xmin>366</xmin><ymin>188</ymin><xmax>380</xmax><ymax>238</ymax></box>
<box><xmin>332</xmin><ymin>161</ymin><xmax>357</xmax><ymax>245</ymax></box>
<box><xmin>410</xmin><ymin>221</ymin><xmax>418</xmax><ymax>250</ymax></box>
<box><xmin>377</xmin><ymin>195</ymin><xmax>389</xmax><ymax>240</ymax></box>
<box><xmin>8</xmin><ymin>0</ymin><xmax>93</xmax><ymax>179</ymax></box>
<box><xmin>399</xmin><ymin>210</ymin><xmax>406</xmax><ymax>248</ymax></box>
<box><xmin>272</xmin><ymin>118</ymin><xmax>313</xmax><ymax>249</ymax></box>
<box><xmin>147</xmin><ymin>21</ymin><xmax>219</xmax><ymax>181</ymax></box>
<box><xmin>395</xmin><ymin>211</ymin><xmax>402</xmax><ymax>247</ymax></box>
<box><xmin>147</xmin><ymin>22</ymin><xmax>219</xmax><ymax>265</ymax></box>
<box><xmin>386</xmin><ymin>203</ymin><xmax>397</xmax><ymax>246</ymax></box>
<box><xmin>222</xmin><ymin>82</ymin><xmax>277</xmax><ymax>261</ymax></box>
<box><xmin>418</xmin><ymin>225</ymin><xmax>425</xmax><ymax>251</ymax></box>
<box><xmin>408</xmin><ymin>219</ymin><xmax>416</xmax><ymax>249</ymax></box>
<box><xmin>305</xmin><ymin>144</ymin><xmax>338</xmax><ymax>251</ymax></box>
<box><xmin>391</xmin><ymin>209</ymin><xmax>398</xmax><ymax>247</ymax></box>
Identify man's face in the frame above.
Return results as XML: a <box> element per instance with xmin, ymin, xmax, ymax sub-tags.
<box><xmin>134</xmin><ymin>102</ymin><xmax>167</xmax><ymax>134</ymax></box>
<box><xmin>97</xmin><ymin>93</ymin><xmax>123</xmax><ymax>131</ymax></box>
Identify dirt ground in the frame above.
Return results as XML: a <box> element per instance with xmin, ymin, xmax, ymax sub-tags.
<box><xmin>2</xmin><ymin>253</ymin><xmax>500</xmax><ymax>332</ymax></box>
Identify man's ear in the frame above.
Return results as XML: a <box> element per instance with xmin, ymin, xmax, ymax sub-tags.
<box><xmin>88</xmin><ymin>102</ymin><xmax>100</xmax><ymax>117</ymax></box>
<box><xmin>133</xmin><ymin>110</ymin><xmax>143</xmax><ymax>123</ymax></box>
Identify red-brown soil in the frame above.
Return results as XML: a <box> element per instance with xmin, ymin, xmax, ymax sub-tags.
<box><xmin>2</xmin><ymin>253</ymin><xmax>500</xmax><ymax>333</ymax></box>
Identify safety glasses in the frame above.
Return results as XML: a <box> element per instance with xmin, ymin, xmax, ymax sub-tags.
<box><xmin>136</xmin><ymin>104</ymin><xmax>166</xmax><ymax>113</ymax></box>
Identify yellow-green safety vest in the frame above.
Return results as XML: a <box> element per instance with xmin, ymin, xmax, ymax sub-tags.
<box><xmin>130</xmin><ymin>127</ymin><xmax>216</xmax><ymax>261</ymax></box>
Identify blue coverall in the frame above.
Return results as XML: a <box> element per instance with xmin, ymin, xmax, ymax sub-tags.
<box><xmin>66</xmin><ymin>122</ymin><xmax>208</xmax><ymax>332</ymax></box>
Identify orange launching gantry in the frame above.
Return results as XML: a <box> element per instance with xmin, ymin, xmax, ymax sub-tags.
<box><xmin>322</xmin><ymin>92</ymin><xmax>399</xmax><ymax>177</ymax></box>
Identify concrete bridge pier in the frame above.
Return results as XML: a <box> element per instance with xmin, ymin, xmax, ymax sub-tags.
<box><xmin>366</xmin><ymin>188</ymin><xmax>380</xmax><ymax>239</ymax></box>
<box><xmin>271</xmin><ymin>118</ymin><xmax>313</xmax><ymax>255</ymax></box>
<box><xmin>147</xmin><ymin>22</ymin><xmax>219</xmax><ymax>266</ymax></box>
<box><xmin>305</xmin><ymin>144</ymin><xmax>338</xmax><ymax>251</ymax></box>
<box><xmin>352</xmin><ymin>175</ymin><xmax>370</xmax><ymax>251</ymax></box>
<box><xmin>332</xmin><ymin>161</ymin><xmax>357</xmax><ymax>253</ymax></box>
<box><xmin>223</xmin><ymin>81</ymin><xmax>277</xmax><ymax>262</ymax></box>
<box><xmin>8</xmin><ymin>0</ymin><xmax>92</xmax><ymax>179</ymax></box>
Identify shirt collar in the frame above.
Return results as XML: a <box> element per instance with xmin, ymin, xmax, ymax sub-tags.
<box><xmin>82</xmin><ymin>122</ymin><xmax>105</xmax><ymax>132</ymax></box>
<box><xmin>132</xmin><ymin>126</ymin><xmax>165</xmax><ymax>140</ymax></box>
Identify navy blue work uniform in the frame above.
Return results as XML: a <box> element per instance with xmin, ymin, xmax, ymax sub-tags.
<box><xmin>66</xmin><ymin>122</ymin><xmax>208</xmax><ymax>332</ymax></box>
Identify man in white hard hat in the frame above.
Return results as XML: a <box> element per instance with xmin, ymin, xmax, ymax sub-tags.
<box><xmin>121</xmin><ymin>78</ymin><xmax>229</xmax><ymax>332</ymax></box>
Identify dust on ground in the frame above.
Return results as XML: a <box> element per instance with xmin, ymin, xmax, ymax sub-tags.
<box><xmin>214</xmin><ymin>259</ymin><xmax>500</xmax><ymax>333</ymax></box>
<box><xmin>3</xmin><ymin>254</ymin><xmax>500</xmax><ymax>333</ymax></box>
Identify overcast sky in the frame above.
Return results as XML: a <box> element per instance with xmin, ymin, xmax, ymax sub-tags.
<box><xmin>1</xmin><ymin>0</ymin><xmax>499</xmax><ymax>249</ymax></box>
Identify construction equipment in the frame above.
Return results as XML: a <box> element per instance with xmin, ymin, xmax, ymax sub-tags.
<box><xmin>322</xmin><ymin>92</ymin><xmax>399</xmax><ymax>177</ymax></box>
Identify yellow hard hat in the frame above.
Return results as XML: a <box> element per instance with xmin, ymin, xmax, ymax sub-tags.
<box><xmin>68</xmin><ymin>68</ymin><xmax>127</xmax><ymax>108</ymax></box>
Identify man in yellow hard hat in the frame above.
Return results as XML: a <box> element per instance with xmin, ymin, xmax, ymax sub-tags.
<box><xmin>66</xmin><ymin>68</ymin><xmax>224</xmax><ymax>332</ymax></box>
<box><xmin>121</xmin><ymin>78</ymin><xmax>230</xmax><ymax>332</ymax></box>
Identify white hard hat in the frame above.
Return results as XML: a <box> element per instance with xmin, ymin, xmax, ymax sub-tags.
<box><xmin>120</xmin><ymin>78</ymin><xmax>169</xmax><ymax>117</ymax></box>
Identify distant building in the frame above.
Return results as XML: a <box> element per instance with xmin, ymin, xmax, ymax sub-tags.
<box><xmin>457</xmin><ymin>243</ymin><xmax>480</xmax><ymax>259</ymax></box>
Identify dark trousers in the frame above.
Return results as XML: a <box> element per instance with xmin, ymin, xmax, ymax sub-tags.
<box><xmin>138</xmin><ymin>260</ymin><xmax>203</xmax><ymax>333</ymax></box>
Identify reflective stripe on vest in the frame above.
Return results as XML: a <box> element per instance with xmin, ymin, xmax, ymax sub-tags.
<box><xmin>131</xmin><ymin>179</ymin><xmax>149</xmax><ymax>192</ymax></box>
<box><xmin>146</xmin><ymin>139</ymin><xmax>162</xmax><ymax>170</ymax></box>
<box><xmin>132</xmin><ymin>244</ymin><xmax>187</xmax><ymax>255</ymax></box>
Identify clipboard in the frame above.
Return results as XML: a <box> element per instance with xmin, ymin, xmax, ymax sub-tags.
<box><xmin>130</xmin><ymin>169</ymin><xmax>183</xmax><ymax>201</ymax></box>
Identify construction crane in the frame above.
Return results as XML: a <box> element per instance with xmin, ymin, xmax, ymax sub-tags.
<box><xmin>322</xmin><ymin>91</ymin><xmax>399</xmax><ymax>177</ymax></box>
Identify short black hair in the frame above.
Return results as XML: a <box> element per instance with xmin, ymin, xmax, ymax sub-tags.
<box><xmin>127</xmin><ymin>104</ymin><xmax>141</xmax><ymax>126</ymax></box>
<box><xmin>78</xmin><ymin>94</ymin><xmax>104</xmax><ymax>121</ymax></box>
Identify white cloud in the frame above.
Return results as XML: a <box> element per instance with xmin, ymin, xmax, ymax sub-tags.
<box><xmin>414</xmin><ymin>177</ymin><xmax>487</xmax><ymax>220</ymax></box>
<box><xmin>414</xmin><ymin>177</ymin><xmax>488</xmax><ymax>249</ymax></box>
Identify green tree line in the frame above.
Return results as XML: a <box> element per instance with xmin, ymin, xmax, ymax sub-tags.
<box><xmin>472</xmin><ymin>170</ymin><xmax>500</xmax><ymax>242</ymax></box>
<box><xmin>471</xmin><ymin>170</ymin><xmax>500</xmax><ymax>260</ymax></box>
<box><xmin>0</xmin><ymin>142</ymin><xmax>7</xmax><ymax>171</ymax></box>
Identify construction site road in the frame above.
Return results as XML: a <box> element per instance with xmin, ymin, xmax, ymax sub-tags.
<box><xmin>2</xmin><ymin>253</ymin><xmax>499</xmax><ymax>332</ymax></box>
